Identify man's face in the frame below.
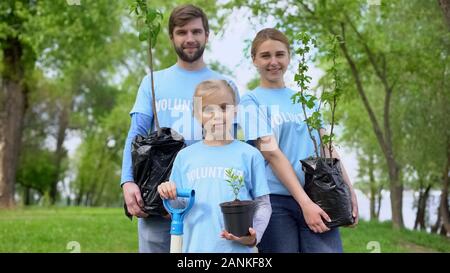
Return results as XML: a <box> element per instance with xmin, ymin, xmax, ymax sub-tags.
<box><xmin>171</xmin><ymin>17</ymin><xmax>208</xmax><ymax>63</ymax></box>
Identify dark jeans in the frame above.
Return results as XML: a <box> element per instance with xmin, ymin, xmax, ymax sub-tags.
<box><xmin>258</xmin><ymin>194</ymin><xmax>343</xmax><ymax>253</ymax></box>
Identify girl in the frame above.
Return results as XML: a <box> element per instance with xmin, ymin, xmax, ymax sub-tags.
<box><xmin>158</xmin><ymin>79</ymin><xmax>272</xmax><ymax>253</ymax></box>
<box><xmin>238</xmin><ymin>28</ymin><xmax>358</xmax><ymax>253</ymax></box>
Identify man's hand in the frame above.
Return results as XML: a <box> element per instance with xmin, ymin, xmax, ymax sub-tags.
<box><xmin>123</xmin><ymin>182</ymin><xmax>148</xmax><ymax>218</ymax></box>
<box><xmin>302</xmin><ymin>201</ymin><xmax>331</xmax><ymax>233</ymax></box>
<box><xmin>220</xmin><ymin>228</ymin><xmax>257</xmax><ymax>247</ymax></box>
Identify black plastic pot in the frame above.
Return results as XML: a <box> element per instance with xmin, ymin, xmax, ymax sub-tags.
<box><xmin>220</xmin><ymin>200</ymin><xmax>255</xmax><ymax>237</ymax></box>
<box><xmin>300</xmin><ymin>157</ymin><xmax>354</xmax><ymax>228</ymax></box>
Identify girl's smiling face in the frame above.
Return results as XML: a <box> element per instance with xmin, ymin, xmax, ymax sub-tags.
<box><xmin>194</xmin><ymin>81</ymin><xmax>236</xmax><ymax>141</ymax></box>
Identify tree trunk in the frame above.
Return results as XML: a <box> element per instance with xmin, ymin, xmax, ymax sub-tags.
<box><xmin>376</xmin><ymin>187</ymin><xmax>382</xmax><ymax>219</ymax></box>
<box><xmin>439</xmin><ymin>0</ymin><xmax>450</xmax><ymax>29</ymax></box>
<box><xmin>389</xmin><ymin>180</ymin><xmax>404</xmax><ymax>229</ymax></box>
<box><xmin>431</xmin><ymin>204</ymin><xmax>441</xmax><ymax>234</ymax></box>
<box><xmin>0</xmin><ymin>37</ymin><xmax>27</xmax><ymax>208</ymax></box>
<box><xmin>84</xmin><ymin>192</ymin><xmax>91</xmax><ymax>207</ymax></box>
<box><xmin>23</xmin><ymin>186</ymin><xmax>31</xmax><ymax>206</ymax></box>
<box><xmin>431</xmin><ymin>146</ymin><xmax>450</xmax><ymax>236</ymax></box>
<box><xmin>435</xmin><ymin>51</ymin><xmax>449</xmax><ymax>236</ymax></box>
<box><xmin>414</xmin><ymin>183</ymin><xmax>431</xmax><ymax>231</ymax></box>
<box><xmin>76</xmin><ymin>188</ymin><xmax>84</xmax><ymax>206</ymax></box>
<box><xmin>413</xmin><ymin>183</ymin><xmax>423</xmax><ymax>230</ymax></box>
<box><xmin>340</xmin><ymin>14</ymin><xmax>406</xmax><ymax>229</ymax></box>
<box><xmin>438</xmin><ymin>143</ymin><xmax>450</xmax><ymax>235</ymax></box>
<box><xmin>369</xmin><ymin>185</ymin><xmax>376</xmax><ymax>220</ymax></box>
<box><xmin>368</xmin><ymin>153</ymin><xmax>377</xmax><ymax>220</ymax></box>
<box><xmin>384</xmin><ymin>88</ymin><xmax>404</xmax><ymax>230</ymax></box>
<box><xmin>337</xmin><ymin>25</ymin><xmax>404</xmax><ymax>228</ymax></box>
<box><xmin>91</xmin><ymin>145</ymin><xmax>109</xmax><ymax>206</ymax></box>
<box><xmin>49</xmin><ymin>100</ymin><xmax>71</xmax><ymax>204</ymax></box>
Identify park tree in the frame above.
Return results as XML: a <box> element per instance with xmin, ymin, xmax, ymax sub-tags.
<box><xmin>1</xmin><ymin>1</ymin><xmax>141</xmax><ymax>206</ymax></box>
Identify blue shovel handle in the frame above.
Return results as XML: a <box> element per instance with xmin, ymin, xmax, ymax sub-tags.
<box><xmin>163</xmin><ymin>188</ymin><xmax>195</xmax><ymax>235</ymax></box>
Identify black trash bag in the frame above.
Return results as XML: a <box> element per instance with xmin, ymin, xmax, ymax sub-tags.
<box><xmin>124</xmin><ymin>127</ymin><xmax>186</xmax><ymax>219</ymax></box>
<box><xmin>300</xmin><ymin>157</ymin><xmax>354</xmax><ymax>228</ymax></box>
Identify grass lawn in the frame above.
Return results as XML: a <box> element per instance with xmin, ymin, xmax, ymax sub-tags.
<box><xmin>340</xmin><ymin>220</ymin><xmax>450</xmax><ymax>253</ymax></box>
<box><xmin>0</xmin><ymin>207</ymin><xmax>448</xmax><ymax>253</ymax></box>
<box><xmin>0</xmin><ymin>207</ymin><xmax>138</xmax><ymax>252</ymax></box>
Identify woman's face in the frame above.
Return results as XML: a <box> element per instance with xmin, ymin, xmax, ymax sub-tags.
<box><xmin>197</xmin><ymin>88</ymin><xmax>235</xmax><ymax>140</ymax></box>
<box><xmin>253</xmin><ymin>39</ymin><xmax>290</xmax><ymax>84</ymax></box>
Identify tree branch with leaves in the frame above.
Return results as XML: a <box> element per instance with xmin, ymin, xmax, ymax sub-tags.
<box><xmin>129</xmin><ymin>0</ymin><xmax>163</xmax><ymax>135</ymax></box>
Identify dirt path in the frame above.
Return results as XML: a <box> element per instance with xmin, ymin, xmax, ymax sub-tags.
<box><xmin>400</xmin><ymin>241</ymin><xmax>440</xmax><ymax>253</ymax></box>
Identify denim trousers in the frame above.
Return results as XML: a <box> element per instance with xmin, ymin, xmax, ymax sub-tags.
<box><xmin>258</xmin><ymin>194</ymin><xmax>343</xmax><ymax>253</ymax></box>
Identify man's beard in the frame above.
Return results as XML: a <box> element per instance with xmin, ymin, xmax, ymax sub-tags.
<box><xmin>174</xmin><ymin>44</ymin><xmax>205</xmax><ymax>63</ymax></box>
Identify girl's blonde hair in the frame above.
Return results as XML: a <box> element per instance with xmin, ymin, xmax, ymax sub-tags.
<box><xmin>193</xmin><ymin>79</ymin><xmax>236</xmax><ymax>119</ymax></box>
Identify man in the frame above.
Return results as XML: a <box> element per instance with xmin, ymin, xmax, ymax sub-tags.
<box><xmin>120</xmin><ymin>4</ymin><xmax>238</xmax><ymax>253</ymax></box>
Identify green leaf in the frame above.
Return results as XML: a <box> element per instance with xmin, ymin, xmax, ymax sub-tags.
<box><xmin>138</xmin><ymin>30</ymin><xmax>148</xmax><ymax>41</ymax></box>
<box><xmin>151</xmin><ymin>23</ymin><xmax>161</xmax><ymax>47</ymax></box>
<box><xmin>146</xmin><ymin>9</ymin><xmax>157</xmax><ymax>24</ymax></box>
<box><xmin>306</xmin><ymin>98</ymin><xmax>315</xmax><ymax>109</ymax></box>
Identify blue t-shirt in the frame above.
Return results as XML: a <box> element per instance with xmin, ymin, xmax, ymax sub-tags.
<box><xmin>121</xmin><ymin>64</ymin><xmax>238</xmax><ymax>184</ymax></box>
<box><xmin>169</xmin><ymin>140</ymin><xmax>270</xmax><ymax>253</ymax></box>
<box><xmin>238</xmin><ymin>86</ymin><xmax>321</xmax><ymax>195</ymax></box>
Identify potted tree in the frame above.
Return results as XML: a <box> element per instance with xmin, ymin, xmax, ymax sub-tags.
<box><xmin>219</xmin><ymin>168</ymin><xmax>255</xmax><ymax>236</ymax></box>
<box><xmin>292</xmin><ymin>33</ymin><xmax>354</xmax><ymax>228</ymax></box>
<box><xmin>125</xmin><ymin>0</ymin><xmax>186</xmax><ymax>219</ymax></box>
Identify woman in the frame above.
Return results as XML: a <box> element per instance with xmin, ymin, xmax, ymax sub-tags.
<box><xmin>238</xmin><ymin>28</ymin><xmax>358</xmax><ymax>253</ymax></box>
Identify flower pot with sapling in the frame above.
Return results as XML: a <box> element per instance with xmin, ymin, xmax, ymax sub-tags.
<box><xmin>219</xmin><ymin>168</ymin><xmax>255</xmax><ymax>237</ymax></box>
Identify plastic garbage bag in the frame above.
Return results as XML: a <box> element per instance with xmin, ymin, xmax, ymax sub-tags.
<box><xmin>300</xmin><ymin>157</ymin><xmax>354</xmax><ymax>228</ymax></box>
<box><xmin>125</xmin><ymin>127</ymin><xmax>186</xmax><ymax>219</ymax></box>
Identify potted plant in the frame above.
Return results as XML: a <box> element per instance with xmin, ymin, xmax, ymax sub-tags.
<box><xmin>291</xmin><ymin>33</ymin><xmax>354</xmax><ymax>228</ymax></box>
<box><xmin>219</xmin><ymin>168</ymin><xmax>255</xmax><ymax>237</ymax></box>
<box><xmin>125</xmin><ymin>0</ymin><xmax>186</xmax><ymax>219</ymax></box>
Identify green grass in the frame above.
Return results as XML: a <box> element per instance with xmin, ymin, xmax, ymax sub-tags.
<box><xmin>0</xmin><ymin>207</ymin><xmax>448</xmax><ymax>253</ymax></box>
<box><xmin>340</xmin><ymin>220</ymin><xmax>450</xmax><ymax>253</ymax></box>
<box><xmin>0</xmin><ymin>207</ymin><xmax>138</xmax><ymax>253</ymax></box>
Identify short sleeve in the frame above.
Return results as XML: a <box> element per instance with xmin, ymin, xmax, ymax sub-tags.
<box><xmin>238</xmin><ymin>94</ymin><xmax>273</xmax><ymax>141</ymax></box>
<box><xmin>130</xmin><ymin>75</ymin><xmax>154</xmax><ymax>118</ymax></box>
<box><xmin>169</xmin><ymin>154</ymin><xmax>185</xmax><ymax>189</ymax></box>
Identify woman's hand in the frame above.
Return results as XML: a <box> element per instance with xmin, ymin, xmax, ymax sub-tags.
<box><xmin>220</xmin><ymin>228</ymin><xmax>257</xmax><ymax>247</ymax></box>
<box><xmin>301</xmin><ymin>200</ymin><xmax>331</xmax><ymax>233</ymax></box>
<box><xmin>346</xmin><ymin>190</ymin><xmax>359</xmax><ymax>228</ymax></box>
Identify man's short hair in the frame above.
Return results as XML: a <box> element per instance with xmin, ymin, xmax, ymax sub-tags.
<box><xmin>168</xmin><ymin>4</ymin><xmax>209</xmax><ymax>38</ymax></box>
